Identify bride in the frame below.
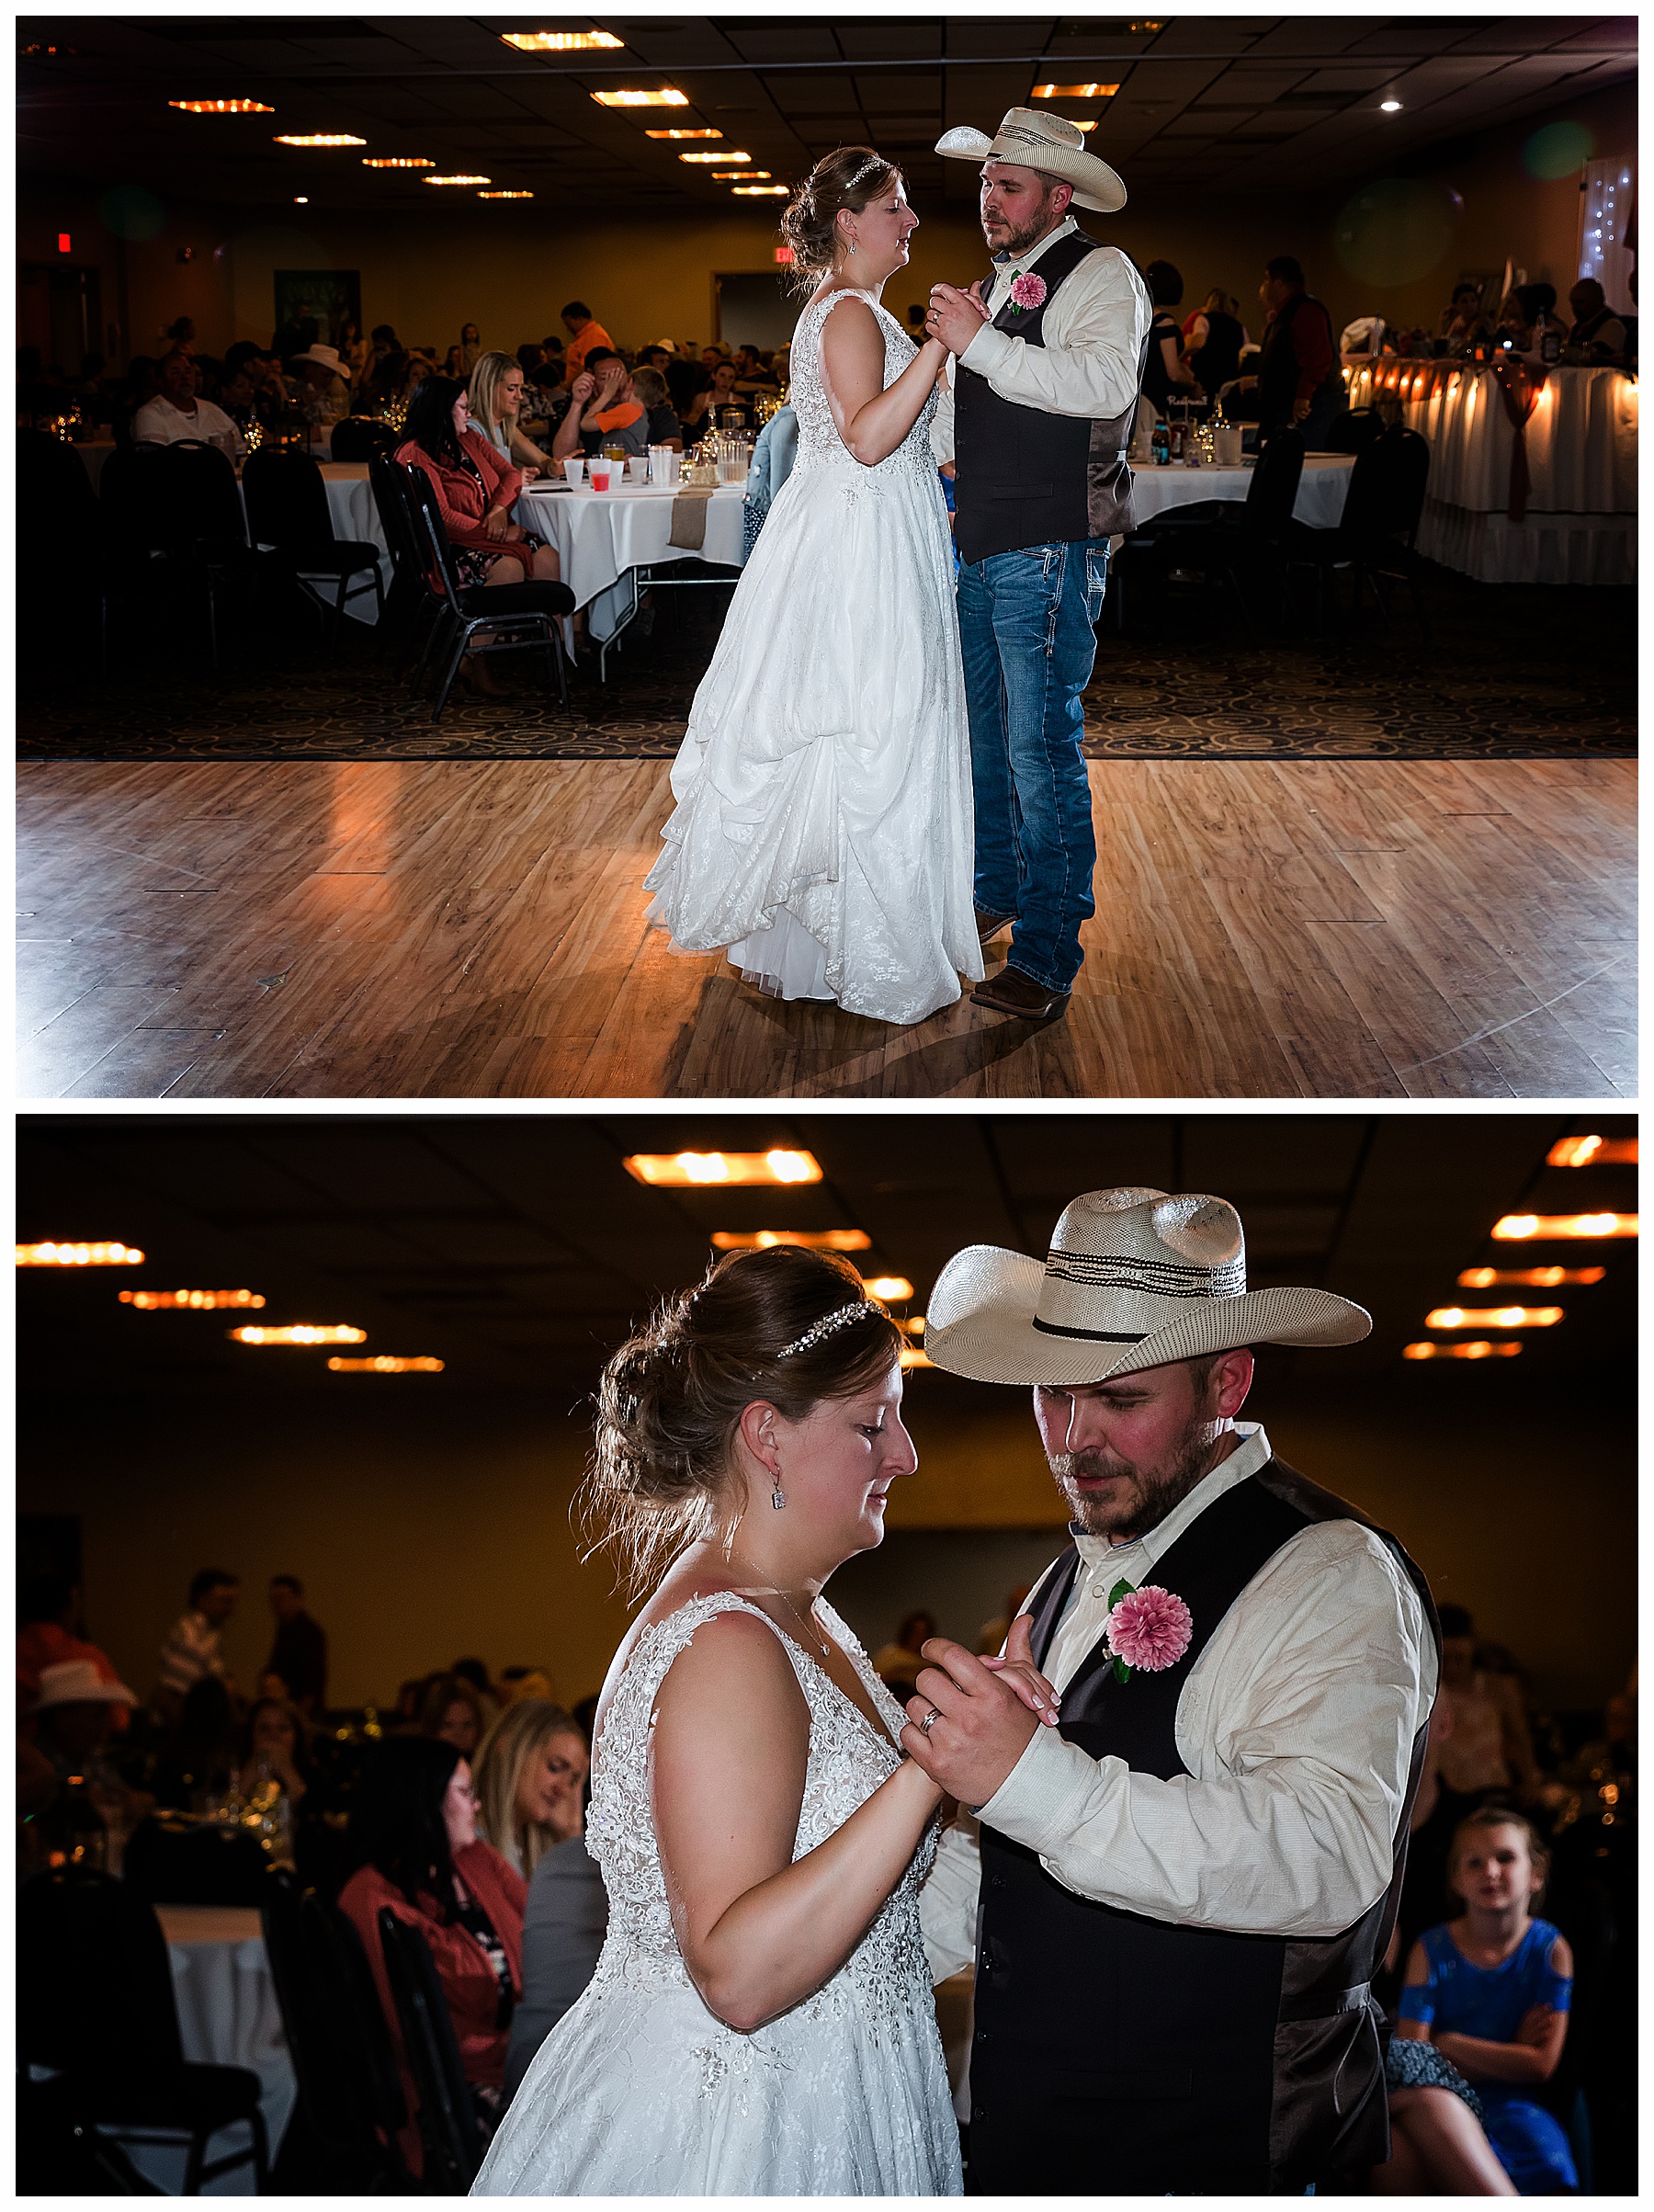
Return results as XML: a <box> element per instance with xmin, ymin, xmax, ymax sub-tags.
<box><xmin>471</xmin><ymin>1246</ymin><xmax>1053</xmax><ymax>2195</ymax></box>
<box><xmin>643</xmin><ymin>147</ymin><xmax>983</xmax><ymax>1027</ymax></box>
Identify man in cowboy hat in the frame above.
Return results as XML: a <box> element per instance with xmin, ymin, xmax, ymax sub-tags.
<box><xmin>923</xmin><ymin>110</ymin><xmax>1151</xmax><ymax>1026</ymax></box>
<box><xmin>905</xmin><ymin>1186</ymin><xmax>1439</xmax><ymax>2195</ymax></box>
<box><xmin>287</xmin><ymin>341</ymin><xmax>351</xmax><ymax>430</ymax></box>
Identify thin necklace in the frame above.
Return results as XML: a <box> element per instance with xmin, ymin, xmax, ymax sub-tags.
<box><xmin>725</xmin><ymin>1549</ymin><xmax>833</xmax><ymax>1664</ymax></box>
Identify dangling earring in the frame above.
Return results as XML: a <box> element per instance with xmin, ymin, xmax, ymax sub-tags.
<box><xmin>770</xmin><ymin>1466</ymin><xmax>787</xmax><ymax>1510</ymax></box>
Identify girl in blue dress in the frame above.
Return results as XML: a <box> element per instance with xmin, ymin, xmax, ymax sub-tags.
<box><xmin>1394</xmin><ymin>1808</ymin><xmax>1577</xmax><ymax>2194</ymax></box>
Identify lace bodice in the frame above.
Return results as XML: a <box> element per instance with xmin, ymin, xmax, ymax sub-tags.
<box><xmin>788</xmin><ymin>288</ymin><xmax>938</xmax><ymax>488</ymax></box>
<box><xmin>585</xmin><ymin>1591</ymin><xmax>935</xmax><ymax>2021</ymax></box>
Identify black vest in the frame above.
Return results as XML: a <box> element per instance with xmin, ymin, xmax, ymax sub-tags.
<box><xmin>969</xmin><ymin>1458</ymin><xmax>1437</xmax><ymax>2196</ymax></box>
<box><xmin>953</xmin><ymin>231</ymin><xmax>1146</xmax><ymax>564</ymax></box>
<box><xmin>1257</xmin><ymin>290</ymin><xmax>1342</xmax><ymax>431</ymax></box>
<box><xmin>1191</xmin><ymin>306</ymin><xmax>1246</xmax><ymax>394</ymax></box>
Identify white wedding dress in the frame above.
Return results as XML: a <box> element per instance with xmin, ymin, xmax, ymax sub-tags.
<box><xmin>643</xmin><ymin>289</ymin><xmax>983</xmax><ymax>1026</ymax></box>
<box><xmin>470</xmin><ymin>1592</ymin><xmax>962</xmax><ymax>2197</ymax></box>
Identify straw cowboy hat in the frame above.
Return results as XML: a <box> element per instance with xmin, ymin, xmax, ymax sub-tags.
<box><xmin>925</xmin><ymin>1186</ymin><xmax>1371</xmax><ymax>1388</ymax></box>
<box><xmin>935</xmin><ymin>107</ymin><xmax>1127</xmax><ymax>214</ymax></box>
<box><xmin>288</xmin><ymin>343</ymin><xmax>346</xmax><ymax>376</ymax></box>
<box><xmin>32</xmin><ymin>1657</ymin><xmax>138</xmax><ymax>1711</ymax></box>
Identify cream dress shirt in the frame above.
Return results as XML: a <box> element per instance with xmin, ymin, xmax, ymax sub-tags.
<box><xmin>930</xmin><ymin>213</ymin><xmax>1153</xmax><ymax>466</ymax></box>
<box><xmin>919</xmin><ymin>1422</ymin><xmax>1438</xmax><ymax>1979</ymax></box>
<box><xmin>131</xmin><ymin>395</ymin><xmax>243</xmax><ymax>448</ymax></box>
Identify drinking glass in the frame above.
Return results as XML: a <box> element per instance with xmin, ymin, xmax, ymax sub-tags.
<box><xmin>589</xmin><ymin>459</ymin><xmax>613</xmax><ymax>492</ymax></box>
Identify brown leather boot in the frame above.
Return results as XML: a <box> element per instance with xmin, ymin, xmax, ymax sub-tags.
<box><xmin>970</xmin><ymin>966</ymin><xmax>1071</xmax><ymax>1021</ymax></box>
<box><xmin>975</xmin><ymin>906</ymin><xmax>1016</xmax><ymax>946</ymax></box>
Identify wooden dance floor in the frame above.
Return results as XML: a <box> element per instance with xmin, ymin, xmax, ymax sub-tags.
<box><xmin>17</xmin><ymin>756</ymin><xmax>1635</xmax><ymax>1099</ymax></box>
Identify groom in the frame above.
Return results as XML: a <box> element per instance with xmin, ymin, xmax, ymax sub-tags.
<box><xmin>926</xmin><ymin>111</ymin><xmax>1151</xmax><ymax>1024</ymax></box>
<box><xmin>905</xmin><ymin>1185</ymin><xmax>1440</xmax><ymax>2194</ymax></box>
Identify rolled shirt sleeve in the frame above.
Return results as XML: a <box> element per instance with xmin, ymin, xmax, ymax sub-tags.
<box><xmin>930</xmin><ymin>364</ymin><xmax>957</xmax><ymax>467</ymax></box>
<box><xmin>976</xmin><ymin>1522</ymin><xmax>1435</xmax><ymax>1939</ymax></box>
<box><xmin>957</xmin><ymin>246</ymin><xmax>1152</xmax><ymax>423</ymax></box>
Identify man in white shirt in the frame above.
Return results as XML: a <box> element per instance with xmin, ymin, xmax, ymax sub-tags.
<box><xmin>153</xmin><ymin>1566</ymin><xmax>240</xmax><ymax>1727</ymax></box>
<box><xmin>905</xmin><ymin>1185</ymin><xmax>1438</xmax><ymax>2195</ymax></box>
<box><xmin>923</xmin><ymin>110</ymin><xmax>1151</xmax><ymax>1025</ymax></box>
<box><xmin>132</xmin><ymin>349</ymin><xmax>243</xmax><ymax>450</ymax></box>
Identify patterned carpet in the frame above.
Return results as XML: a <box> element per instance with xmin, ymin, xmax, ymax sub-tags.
<box><xmin>17</xmin><ymin>562</ymin><xmax>1634</xmax><ymax>761</ymax></box>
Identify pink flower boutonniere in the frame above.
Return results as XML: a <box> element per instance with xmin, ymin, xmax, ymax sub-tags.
<box><xmin>1008</xmin><ymin>271</ymin><xmax>1048</xmax><ymax>315</ymax></box>
<box><xmin>1104</xmin><ymin>1580</ymin><xmax>1194</xmax><ymax>1684</ymax></box>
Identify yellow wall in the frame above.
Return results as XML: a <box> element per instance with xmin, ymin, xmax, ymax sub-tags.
<box><xmin>17</xmin><ymin>76</ymin><xmax>1632</xmax><ymax>371</ymax></box>
<box><xmin>19</xmin><ymin>1378</ymin><xmax>1632</xmax><ymax>1715</ymax></box>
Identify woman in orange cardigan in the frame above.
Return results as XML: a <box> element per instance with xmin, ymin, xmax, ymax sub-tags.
<box><xmin>338</xmin><ymin>1733</ymin><xmax>527</xmax><ymax>2174</ymax></box>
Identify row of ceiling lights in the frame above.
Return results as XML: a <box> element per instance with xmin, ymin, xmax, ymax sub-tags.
<box><xmin>1401</xmin><ymin>1135</ymin><xmax>1636</xmax><ymax>1361</ymax></box>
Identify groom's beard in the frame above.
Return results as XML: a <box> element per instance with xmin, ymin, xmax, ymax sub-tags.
<box><xmin>981</xmin><ymin>200</ymin><xmax>1065</xmax><ymax>261</ymax></box>
<box><xmin>1049</xmin><ymin>1415</ymin><xmax>1221</xmax><ymax>1540</ymax></box>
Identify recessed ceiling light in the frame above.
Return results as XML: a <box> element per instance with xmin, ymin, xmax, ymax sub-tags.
<box><xmin>713</xmin><ymin>171</ymin><xmax>770</xmax><ymax>180</ymax></box>
<box><xmin>170</xmin><ymin>98</ymin><xmax>274</xmax><ymax>113</ymax></box>
<box><xmin>681</xmin><ymin>150</ymin><xmax>750</xmax><ymax>164</ymax></box>
<box><xmin>1491</xmin><ymin>1211</ymin><xmax>1637</xmax><ymax>1240</ymax></box>
<box><xmin>593</xmin><ymin>87</ymin><xmax>687</xmax><ymax>107</ymax></box>
<box><xmin>119</xmin><ymin>1288</ymin><xmax>266</xmax><ymax>1310</ymax></box>
<box><xmin>501</xmin><ymin>29</ymin><xmax>624</xmax><ymax>51</ymax></box>
<box><xmin>1033</xmin><ymin>82</ymin><xmax>1120</xmax><ymax>99</ymax></box>
<box><xmin>1548</xmin><ymin>1134</ymin><xmax>1637</xmax><ymax>1166</ymax></box>
<box><xmin>1456</xmin><ymin>1265</ymin><xmax>1605</xmax><ymax>1288</ymax></box>
<box><xmin>294</xmin><ymin>196</ymin><xmax>309</xmax><ymax>204</ymax></box>
<box><xmin>363</xmin><ymin>155</ymin><xmax>434</xmax><ymax>168</ymax></box>
<box><xmin>863</xmin><ymin>1276</ymin><xmax>914</xmax><ymax>1301</ymax></box>
<box><xmin>274</xmin><ymin>133</ymin><xmax>365</xmax><ymax>147</ymax></box>
<box><xmin>647</xmin><ymin>128</ymin><xmax>721</xmax><ymax>140</ymax></box>
<box><xmin>230</xmin><ymin>1324</ymin><xmax>367</xmax><ymax>1345</ymax></box>
<box><xmin>1380</xmin><ymin>98</ymin><xmax>1403</xmax><ymax>112</ymax></box>
<box><xmin>425</xmin><ymin>174</ymin><xmax>492</xmax><ymax>186</ymax></box>
<box><xmin>710</xmin><ymin>1230</ymin><xmax>871</xmax><ymax>1252</ymax></box>
<box><xmin>1403</xmin><ymin>1341</ymin><xmax>1522</xmax><ymax>1360</ymax></box>
<box><xmin>327</xmin><ymin>1355</ymin><xmax>446</xmax><ymax>1373</ymax></box>
<box><xmin>1423</xmin><ymin>1305</ymin><xmax>1564</xmax><ymax>1330</ymax></box>
<box><xmin>17</xmin><ymin>1241</ymin><xmax>144</xmax><ymax>1265</ymax></box>
<box><xmin>624</xmin><ymin>1150</ymin><xmax>821</xmax><ymax>1186</ymax></box>
<box><xmin>479</xmin><ymin>189</ymin><xmax>535</xmax><ymax>199</ymax></box>
<box><xmin>733</xmin><ymin>185</ymin><xmax>787</xmax><ymax>197</ymax></box>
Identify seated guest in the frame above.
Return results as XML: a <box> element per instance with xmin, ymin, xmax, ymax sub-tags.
<box><xmin>412</xmin><ymin>1662</ymin><xmax>492</xmax><ymax>1755</ymax></box>
<box><xmin>1141</xmin><ymin>259</ymin><xmax>1204</xmax><ymax>413</ymax></box>
<box><xmin>286</xmin><ymin>341</ymin><xmax>351</xmax><ymax>430</ymax></box>
<box><xmin>1439</xmin><ymin>280</ymin><xmax>1494</xmax><ymax>352</ymax></box>
<box><xmin>1388</xmin><ymin>1809</ymin><xmax>1575</xmax><ymax>2195</ymax></box>
<box><xmin>235</xmin><ymin>1692</ymin><xmax>312</xmax><ymax>1813</ymax></box>
<box><xmin>467</xmin><ymin>349</ymin><xmax>556</xmax><ymax>477</ymax></box>
<box><xmin>154</xmin><ymin>1672</ymin><xmax>241</xmax><ymax>1807</ymax></box>
<box><xmin>730</xmin><ymin>343</ymin><xmax>776</xmax><ymax>391</ymax></box>
<box><xmin>17</xmin><ymin>1572</ymin><xmax>129</xmax><ymax>1736</ymax></box>
<box><xmin>338</xmin><ymin>1736</ymin><xmax>526</xmax><ymax>2167</ymax></box>
<box><xmin>1564</xmin><ymin>278</ymin><xmax>1627</xmax><ymax>363</ymax></box>
<box><xmin>629</xmin><ymin>364</ymin><xmax>682</xmax><ymax>450</ymax></box>
<box><xmin>1497</xmin><ymin>283</ymin><xmax>1566</xmax><ymax>353</ymax></box>
<box><xmin>28</xmin><ymin>1657</ymin><xmax>152</xmax><ymax>1857</ymax></box>
<box><xmin>502</xmin><ymin>1825</ymin><xmax>608</xmax><ymax>2102</ymax></box>
<box><xmin>560</xmin><ymin>300</ymin><xmax>613</xmax><ymax>384</ymax></box>
<box><xmin>681</xmin><ymin>357</ymin><xmax>753</xmax><ymax>437</ymax></box>
<box><xmin>472</xmin><ymin>1698</ymin><xmax>589</xmax><ymax>1878</ymax></box>
<box><xmin>266</xmin><ymin>1574</ymin><xmax>327</xmax><ymax>1716</ymax></box>
<box><xmin>337</xmin><ymin>315</ymin><xmax>369</xmax><ymax>383</ymax></box>
<box><xmin>453</xmin><ymin>322</ymin><xmax>482</xmax><ymax>376</ymax></box>
<box><xmin>663</xmin><ymin>347</ymin><xmax>712</xmax><ymax>419</ymax></box>
<box><xmin>550</xmin><ymin>350</ymin><xmax>650</xmax><ymax>461</ymax></box>
<box><xmin>132</xmin><ymin>349</ymin><xmax>243</xmax><ymax>448</ymax></box>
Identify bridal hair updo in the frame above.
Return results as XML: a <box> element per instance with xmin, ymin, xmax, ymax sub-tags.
<box><xmin>779</xmin><ymin>145</ymin><xmax>904</xmax><ymax>294</ymax></box>
<box><xmin>584</xmin><ymin>1246</ymin><xmax>901</xmax><ymax>1596</ymax></box>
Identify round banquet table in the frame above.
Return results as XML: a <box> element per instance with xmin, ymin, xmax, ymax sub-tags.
<box><xmin>1345</xmin><ymin>358</ymin><xmax>1637</xmax><ymax>584</ymax></box>
<box><xmin>1128</xmin><ymin>450</ymin><xmax>1354</xmax><ymax>527</ymax></box>
<box><xmin>112</xmin><ymin>1904</ymin><xmax>297</xmax><ymax>2195</ymax></box>
<box><xmin>512</xmin><ymin>479</ymin><xmax>748</xmax><ymax>656</ymax></box>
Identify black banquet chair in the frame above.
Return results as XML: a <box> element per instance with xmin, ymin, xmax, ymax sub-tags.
<box><xmin>400</xmin><ymin>461</ymin><xmax>573</xmax><ymax>721</ymax></box>
<box><xmin>1110</xmin><ymin>425</ymin><xmax>1306</xmax><ymax>641</ymax></box>
<box><xmin>368</xmin><ymin>448</ymin><xmax>444</xmax><ymax>670</ymax></box>
<box><xmin>328</xmin><ymin>415</ymin><xmax>402</xmax><ymax>462</ymax></box>
<box><xmin>98</xmin><ymin>437</ymin><xmax>250</xmax><ymax>667</ymax></box>
<box><xmin>1282</xmin><ymin>423</ymin><xmax>1433</xmax><ymax>639</ymax></box>
<box><xmin>125</xmin><ymin>1814</ymin><xmax>271</xmax><ymax>1905</ymax></box>
<box><xmin>242</xmin><ymin>444</ymin><xmax>385</xmax><ymax>640</ymax></box>
<box><xmin>17</xmin><ymin>1865</ymin><xmax>269</xmax><ymax>2195</ymax></box>
<box><xmin>259</xmin><ymin>1866</ymin><xmax>414</xmax><ymax>2192</ymax></box>
<box><xmin>376</xmin><ymin>1906</ymin><xmax>486</xmax><ymax>2192</ymax></box>
<box><xmin>17</xmin><ymin>425</ymin><xmax>109</xmax><ymax>671</ymax></box>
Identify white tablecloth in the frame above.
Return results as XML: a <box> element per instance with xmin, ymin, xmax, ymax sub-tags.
<box><xmin>1344</xmin><ymin>359</ymin><xmax>1637</xmax><ymax>584</ymax></box>
<box><xmin>115</xmin><ymin>1906</ymin><xmax>297</xmax><ymax>2195</ymax></box>
<box><xmin>1130</xmin><ymin>451</ymin><xmax>1354</xmax><ymax>527</ymax></box>
<box><xmin>512</xmin><ymin>480</ymin><xmax>748</xmax><ymax>640</ymax></box>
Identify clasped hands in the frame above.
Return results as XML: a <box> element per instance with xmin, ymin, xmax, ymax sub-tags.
<box><xmin>900</xmin><ymin>1615</ymin><xmax>1060</xmax><ymax>1805</ymax></box>
<box><xmin>924</xmin><ymin>280</ymin><xmax>995</xmax><ymax>357</ymax></box>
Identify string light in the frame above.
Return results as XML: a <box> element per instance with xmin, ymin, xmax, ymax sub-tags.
<box><xmin>1491</xmin><ymin>1212</ymin><xmax>1637</xmax><ymax>1240</ymax></box>
<box><xmin>625</xmin><ymin>1151</ymin><xmax>821</xmax><ymax>1186</ymax></box>
<box><xmin>119</xmin><ymin>1289</ymin><xmax>265</xmax><ymax>1310</ymax></box>
<box><xmin>711</xmin><ymin>1230</ymin><xmax>870</xmax><ymax>1252</ymax></box>
<box><xmin>274</xmin><ymin>133</ymin><xmax>365</xmax><ymax>146</ymax></box>
<box><xmin>327</xmin><ymin>1356</ymin><xmax>445</xmax><ymax>1373</ymax></box>
<box><xmin>501</xmin><ymin>29</ymin><xmax>623</xmax><ymax>50</ymax></box>
<box><xmin>170</xmin><ymin>98</ymin><xmax>274</xmax><ymax>113</ymax></box>
<box><xmin>425</xmin><ymin>174</ymin><xmax>492</xmax><ymax>186</ymax></box>
<box><xmin>1403</xmin><ymin>1342</ymin><xmax>1524</xmax><ymax>1361</ymax></box>
<box><xmin>17</xmin><ymin>1241</ymin><xmax>143</xmax><ymax>1265</ymax></box>
<box><xmin>592</xmin><ymin>88</ymin><xmax>688</xmax><ymax>107</ymax></box>
<box><xmin>362</xmin><ymin>156</ymin><xmax>435</xmax><ymax>168</ymax></box>
<box><xmin>1547</xmin><ymin>1134</ymin><xmax>1637</xmax><ymax>1166</ymax></box>
<box><xmin>230</xmin><ymin>1324</ymin><xmax>367</xmax><ymax>1345</ymax></box>
<box><xmin>680</xmin><ymin>150</ymin><xmax>750</xmax><ymax>164</ymax></box>
<box><xmin>647</xmin><ymin>129</ymin><xmax>722</xmax><ymax>140</ymax></box>
<box><xmin>1457</xmin><ymin>1266</ymin><xmax>1604</xmax><ymax>1288</ymax></box>
<box><xmin>1423</xmin><ymin>1306</ymin><xmax>1563</xmax><ymax>1330</ymax></box>
<box><xmin>863</xmin><ymin>1276</ymin><xmax>914</xmax><ymax>1301</ymax></box>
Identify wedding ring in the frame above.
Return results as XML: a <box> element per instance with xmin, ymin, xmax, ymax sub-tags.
<box><xmin>918</xmin><ymin>1707</ymin><xmax>940</xmax><ymax>1734</ymax></box>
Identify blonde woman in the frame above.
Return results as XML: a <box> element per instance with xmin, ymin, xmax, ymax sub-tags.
<box><xmin>466</xmin><ymin>349</ymin><xmax>556</xmax><ymax>479</ymax></box>
<box><xmin>473</xmin><ymin>1696</ymin><xmax>590</xmax><ymax>1879</ymax></box>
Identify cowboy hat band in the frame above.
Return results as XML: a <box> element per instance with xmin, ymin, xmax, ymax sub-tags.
<box><xmin>935</xmin><ymin>107</ymin><xmax>1127</xmax><ymax>215</ymax></box>
<box><xmin>924</xmin><ymin>1187</ymin><xmax>1371</xmax><ymax>1388</ymax></box>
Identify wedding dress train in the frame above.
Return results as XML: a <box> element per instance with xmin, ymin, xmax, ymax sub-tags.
<box><xmin>643</xmin><ymin>289</ymin><xmax>982</xmax><ymax>1026</ymax></box>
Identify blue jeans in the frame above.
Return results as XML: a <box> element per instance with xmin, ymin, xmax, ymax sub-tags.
<box><xmin>957</xmin><ymin>538</ymin><xmax>1109</xmax><ymax>995</ymax></box>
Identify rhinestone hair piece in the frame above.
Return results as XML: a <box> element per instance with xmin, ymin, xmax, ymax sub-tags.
<box><xmin>775</xmin><ymin>1299</ymin><xmax>880</xmax><ymax>1359</ymax></box>
<box><xmin>841</xmin><ymin>153</ymin><xmax>888</xmax><ymax>196</ymax></box>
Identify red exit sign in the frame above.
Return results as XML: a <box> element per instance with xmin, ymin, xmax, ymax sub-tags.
<box><xmin>58</xmin><ymin>233</ymin><xmax>72</xmax><ymax>254</ymax></box>
<box><xmin>774</xmin><ymin>246</ymin><xmax>794</xmax><ymax>265</ymax></box>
